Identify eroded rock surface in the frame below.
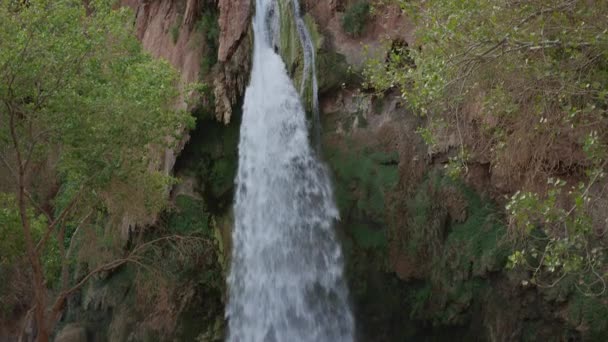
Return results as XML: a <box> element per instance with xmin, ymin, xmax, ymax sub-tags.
<box><xmin>304</xmin><ymin>1</ymin><xmax>414</xmax><ymax>67</ymax></box>
<box><xmin>213</xmin><ymin>0</ymin><xmax>252</xmax><ymax>124</ymax></box>
<box><xmin>218</xmin><ymin>0</ymin><xmax>251</xmax><ymax>62</ymax></box>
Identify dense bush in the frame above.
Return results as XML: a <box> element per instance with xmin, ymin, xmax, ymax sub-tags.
<box><xmin>364</xmin><ymin>0</ymin><xmax>608</xmax><ymax>296</ymax></box>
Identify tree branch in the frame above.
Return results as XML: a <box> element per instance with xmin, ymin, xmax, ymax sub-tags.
<box><xmin>35</xmin><ymin>188</ymin><xmax>83</xmax><ymax>253</ymax></box>
<box><xmin>515</xmin><ymin>1</ymin><xmax>575</xmax><ymax>29</ymax></box>
<box><xmin>65</xmin><ymin>210</ymin><xmax>92</xmax><ymax>261</ymax></box>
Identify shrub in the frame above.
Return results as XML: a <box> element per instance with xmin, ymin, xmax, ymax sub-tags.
<box><xmin>196</xmin><ymin>10</ymin><xmax>220</xmax><ymax>76</ymax></box>
<box><xmin>364</xmin><ymin>0</ymin><xmax>608</xmax><ymax>296</ymax></box>
<box><xmin>341</xmin><ymin>1</ymin><xmax>370</xmax><ymax>37</ymax></box>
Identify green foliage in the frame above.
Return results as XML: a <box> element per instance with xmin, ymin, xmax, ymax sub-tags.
<box><xmin>0</xmin><ymin>193</ymin><xmax>59</xmax><ymax>274</ymax></box>
<box><xmin>364</xmin><ymin>0</ymin><xmax>608</xmax><ymax>169</ymax></box>
<box><xmin>174</xmin><ymin>113</ymin><xmax>240</xmax><ymax>213</ymax></box>
<box><xmin>316</xmin><ymin>51</ymin><xmax>353</xmax><ymax>93</ymax></box>
<box><xmin>403</xmin><ymin>171</ymin><xmax>508</xmax><ymax>325</ymax></box>
<box><xmin>0</xmin><ymin>193</ymin><xmax>63</xmax><ymax>314</ymax></box>
<box><xmin>196</xmin><ymin>10</ymin><xmax>220</xmax><ymax>76</ymax></box>
<box><xmin>568</xmin><ymin>292</ymin><xmax>608</xmax><ymax>339</ymax></box>
<box><xmin>0</xmin><ymin>0</ymin><xmax>192</xmax><ymax>228</ymax></box>
<box><xmin>371</xmin><ymin>0</ymin><xmax>608</xmax><ymax>117</ymax></box>
<box><xmin>0</xmin><ymin>194</ymin><xmax>31</xmax><ymax>266</ymax></box>
<box><xmin>365</xmin><ymin>0</ymin><xmax>608</xmax><ymax>298</ymax></box>
<box><xmin>444</xmin><ymin>149</ymin><xmax>470</xmax><ymax>181</ymax></box>
<box><xmin>166</xmin><ymin>195</ymin><xmax>211</xmax><ymax>235</ymax></box>
<box><xmin>341</xmin><ymin>1</ymin><xmax>370</xmax><ymax>37</ymax></box>
<box><xmin>0</xmin><ymin>1</ymin><xmax>193</xmax><ymax>331</ymax></box>
<box><xmin>171</xmin><ymin>15</ymin><xmax>183</xmax><ymax>44</ymax></box>
<box><xmin>325</xmin><ymin>143</ymin><xmax>399</xmax><ymax>232</ymax></box>
<box><xmin>506</xmin><ymin>176</ymin><xmax>607</xmax><ymax>296</ymax></box>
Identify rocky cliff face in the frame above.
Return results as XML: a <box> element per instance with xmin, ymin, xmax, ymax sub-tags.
<box><xmin>121</xmin><ymin>0</ymin><xmax>203</xmax><ymax>94</ymax></box>
<box><xmin>217</xmin><ymin>0</ymin><xmax>250</xmax><ymax>62</ymax></box>
<box><xmin>213</xmin><ymin>0</ymin><xmax>252</xmax><ymax>124</ymax></box>
<box><xmin>112</xmin><ymin>0</ymin><xmax>251</xmax><ymax>237</ymax></box>
<box><xmin>119</xmin><ymin>0</ymin><xmax>252</xmax><ymax>166</ymax></box>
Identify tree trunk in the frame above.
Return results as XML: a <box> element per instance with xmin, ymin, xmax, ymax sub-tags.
<box><xmin>18</xmin><ymin>173</ymin><xmax>49</xmax><ymax>342</ymax></box>
<box><xmin>9</xmin><ymin>108</ymin><xmax>50</xmax><ymax>342</ymax></box>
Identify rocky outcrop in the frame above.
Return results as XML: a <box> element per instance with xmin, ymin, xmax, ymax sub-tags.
<box><xmin>218</xmin><ymin>0</ymin><xmax>251</xmax><ymax>63</ymax></box>
<box><xmin>116</xmin><ymin>0</ymin><xmax>209</xmax><ymax>237</ymax></box>
<box><xmin>120</xmin><ymin>0</ymin><xmax>208</xmax><ymax>175</ymax></box>
<box><xmin>120</xmin><ymin>0</ymin><xmax>252</xmax><ymax>135</ymax></box>
<box><xmin>213</xmin><ymin>0</ymin><xmax>252</xmax><ymax>124</ymax></box>
<box><xmin>213</xmin><ymin>28</ymin><xmax>252</xmax><ymax>124</ymax></box>
<box><xmin>122</xmin><ymin>0</ymin><xmax>204</xmax><ymax>101</ymax></box>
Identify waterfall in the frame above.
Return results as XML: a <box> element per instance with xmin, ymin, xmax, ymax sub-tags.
<box><xmin>291</xmin><ymin>0</ymin><xmax>321</xmax><ymax>152</ymax></box>
<box><xmin>226</xmin><ymin>0</ymin><xmax>354</xmax><ymax>341</ymax></box>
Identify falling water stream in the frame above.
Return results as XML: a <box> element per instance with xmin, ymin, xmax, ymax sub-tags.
<box><xmin>290</xmin><ymin>0</ymin><xmax>321</xmax><ymax>151</ymax></box>
<box><xmin>226</xmin><ymin>0</ymin><xmax>354</xmax><ymax>341</ymax></box>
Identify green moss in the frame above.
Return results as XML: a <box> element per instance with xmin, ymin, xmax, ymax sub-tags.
<box><xmin>303</xmin><ymin>14</ymin><xmax>323</xmax><ymax>51</ymax></box>
<box><xmin>352</xmin><ymin>223</ymin><xmax>387</xmax><ymax>249</ymax></box>
<box><xmin>276</xmin><ymin>1</ymin><xmax>327</xmax><ymax>112</ymax></box>
<box><xmin>325</xmin><ymin>142</ymin><xmax>398</xmax><ymax>231</ymax></box>
<box><xmin>443</xmin><ymin>180</ymin><xmax>509</xmax><ymax>274</ymax></box>
<box><xmin>321</xmin><ymin>133</ymin><xmax>405</xmax><ymax>338</ymax></box>
<box><xmin>167</xmin><ymin>195</ymin><xmax>211</xmax><ymax>235</ymax></box>
<box><xmin>278</xmin><ymin>0</ymin><xmax>301</xmax><ymax>72</ymax></box>
<box><xmin>406</xmin><ymin>171</ymin><xmax>508</xmax><ymax>270</ymax></box>
<box><xmin>402</xmin><ymin>171</ymin><xmax>508</xmax><ymax>325</ymax></box>
<box><xmin>409</xmin><ymin>283</ymin><xmax>432</xmax><ymax>318</ymax></box>
<box><xmin>195</xmin><ymin>9</ymin><xmax>220</xmax><ymax>77</ymax></box>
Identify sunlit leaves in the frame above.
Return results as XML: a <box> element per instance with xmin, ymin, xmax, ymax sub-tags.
<box><xmin>1</xmin><ymin>0</ymin><xmax>191</xmax><ymax>221</ymax></box>
<box><xmin>363</xmin><ymin>0</ymin><xmax>608</xmax><ymax>295</ymax></box>
<box><xmin>506</xmin><ymin>177</ymin><xmax>607</xmax><ymax>295</ymax></box>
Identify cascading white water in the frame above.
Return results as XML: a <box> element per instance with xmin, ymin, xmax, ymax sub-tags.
<box><xmin>226</xmin><ymin>0</ymin><xmax>354</xmax><ymax>341</ymax></box>
<box><xmin>291</xmin><ymin>0</ymin><xmax>322</xmax><ymax>152</ymax></box>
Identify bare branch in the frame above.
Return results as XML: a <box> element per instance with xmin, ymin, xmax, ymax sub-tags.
<box><xmin>35</xmin><ymin>191</ymin><xmax>81</xmax><ymax>252</ymax></box>
<box><xmin>20</xmin><ymin>190</ymin><xmax>52</xmax><ymax>222</ymax></box>
<box><xmin>65</xmin><ymin>210</ymin><xmax>93</xmax><ymax>261</ymax></box>
<box><xmin>49</xmin><ymin>233</ymin><xmax>209</xmax><ymax>323</ymax></box>
<box><xmin>515</xmin><ymin>1</ymin><xmax>576</xmax><ymax>29</ymax></box>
